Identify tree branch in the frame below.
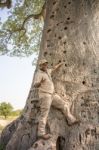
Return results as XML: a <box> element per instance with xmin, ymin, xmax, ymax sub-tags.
<box><xmin>0</xmin><ymin>0</ymin><xmax>12</xmax><ymax>8</ymax></box>
<box><xmin>22</xmin><ymin>0</ymin><xmax>47</xmax><ymax>27</ymax></box>
<box><xmin>5</xmin><ymin>1</ymin><xmax>46</xmax><ymax>41</ymax></box>
<box><xmin>8</xmin><ymin>2</ymin><xmax>46</xmax><ymax>33</ymax></box>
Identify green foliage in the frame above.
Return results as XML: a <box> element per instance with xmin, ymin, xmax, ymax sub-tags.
<box><xmin>0</xmin><ymin>102</ymin><xmax>13</xmax><ymax>118</ymax></box>
<box><xmin>10</xmin><ymin>109</ymin><xmax>23</xmax><ymax>116</ymax></box>
<box><xmin>0</xmin><ymin>144</ymin><xmax>5</xmax><ymax>150</ymax></box>
<box><xmin>0</xmin><ymin>0</ymin><xmax>45</xmax><ymax>56</ymax></box>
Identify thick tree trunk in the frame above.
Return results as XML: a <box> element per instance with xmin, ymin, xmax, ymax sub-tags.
<box><xmin>0</xmin><ymin>0</ymin><xmax>99</xmax><ymax>150</ymax></box>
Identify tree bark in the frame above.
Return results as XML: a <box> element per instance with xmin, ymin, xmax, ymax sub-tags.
<box><xmin>0</xmin><ymin>0</ymin><xmax>99</xmax><ymax>150</ymax></box>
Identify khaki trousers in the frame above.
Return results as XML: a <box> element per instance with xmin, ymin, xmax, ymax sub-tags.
<box><xmin>38</xmin><ymin>92</ymin><xmax>76</xmax><ymax>136</ymax></box>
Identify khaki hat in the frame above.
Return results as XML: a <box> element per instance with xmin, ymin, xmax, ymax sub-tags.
<box><xmin>39</xmin><ymin>59</ymin><xmax>48</xmax><ymax>65</ymax></box>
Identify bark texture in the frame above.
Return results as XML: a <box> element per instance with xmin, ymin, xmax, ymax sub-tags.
<box><xmin>0</xmin><ymin>0</ymin><xmax>99</xmax><ymax>150</ymax></box>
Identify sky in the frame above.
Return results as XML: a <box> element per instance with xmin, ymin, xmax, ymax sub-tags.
<box><xmin>0</xmin><ymin>5</ymin><xmax>36</xmax><ymax>110</ymax></box>
<box><xmin>0</xmin><ymin>55</ymin><xmax>36</xmax><ymax>110</ymax></box>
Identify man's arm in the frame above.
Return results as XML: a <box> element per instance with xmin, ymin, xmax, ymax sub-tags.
<box><xmin>33</xmin><ymin>72</ymin><xmax>45</xmax><ymax>88</ymax></box>
<box><xmin>51</xmin><ymin>62</ymin><xmax>63</xmax><ymax>73</ymax></box>
<box><xmin>34</xmin><ymin>78</ymin><xmax>45</xmax><ymax>88</ymax></box>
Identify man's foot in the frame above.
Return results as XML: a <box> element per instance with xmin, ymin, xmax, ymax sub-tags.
<box><xmin>38</xmin><ymin>133</ymin><xmax>52</xmax><ymax>140</ymax></box>
<box><xmin>68</xmin><ymin>118</ymin><xmax>80</xmax><ymax>126</ymax></box>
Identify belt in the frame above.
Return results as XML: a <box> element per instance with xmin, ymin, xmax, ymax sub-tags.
<box><xmin>39</xmin><ymin>90</ymin><xmax>54</xmax><ymax>95</ymax></box>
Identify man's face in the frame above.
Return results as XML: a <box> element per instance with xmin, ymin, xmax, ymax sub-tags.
<box><xmin>40</xmin><ymin>63</ymin><xmax>48</xmax><ymax>71</ymax></box>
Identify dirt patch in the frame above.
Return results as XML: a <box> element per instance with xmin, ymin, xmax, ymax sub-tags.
<box><xmin>0</xmin><ymin>119</ymin><xmax>12</xmax><ymax>127</ymax></box>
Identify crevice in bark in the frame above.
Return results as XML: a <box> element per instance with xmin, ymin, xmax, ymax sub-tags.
<box><xmin>44</xmin><ymin>52</ymin><xmax>48</xmax><ymax>56</ymax></box>
<box><xmin>47</xmin><ymin>44</ymin><xmax>50</xmax><ymax>47</ymax></box>
<box><xmin>58</xmin><ymin>36</ymin><xmax>62</xmax><ymax>40</ymax></box>
<box><xmin>63</xmin><ymin>50</ymin><xmax>66</xmax><ymax>54</ymax></box>
<box><xmin>50</xmin><ymin>15</ymin><xmax>55</xmax><ymax>19</ymax></box>
<box><xmin>79</xmin><ymin>133</ymin><xmax>82</xmax><ymax>143</ymax></box>
<box><xmin>58</xmin><ymin>60</ymin><xmax>61</xmax><ymax>63</ymax></box>
<box><xmin>64</xmin><ymin>5</ymin><xmax>67</xmax><ymax>8</ymax></box>
<box><xmin>67</xmin><ymin>17</ymin><xmax>70</xmax><ymax>20</ymax></box>
<box><xmin>47</xmin><ymin>29</ymin><xmax>52</xmax><ymax>33</ymax></box>
<box><xmin>56</xmin><ymin>136</ymin><xmax>65</xmax><ymax>150</ymax></box>
<box><xmin>53</xmin><ymin>1</ymin><xmax>57</xmax><ymax>5</ymax></box>
<box><xmin>65</xmin><ymin>64</ymin><xmax>68</xmax><ymax>67</ymax></box>
<box><xmin>83</xmin><ymin>41</ymin><xmax>86</xmax><ymax>45</ymax></box>
<box><xmin>63</xmin><ymin>41</ymin><xmax>66</xmax><ymax>44</ymax></box>
<box><xmin>82</xmin><ymin>80</ymin><xmax>86</xmax><ymax>85</ymax></box>
<box><xmin>64</xmin><ymin>27</ymin><xmax>68</xmax><ymax>30</ymax></box>
<box><xmin>68</xmin><ymin>2</ymin><xmax>71</xmax><ymax>5</ymax></box>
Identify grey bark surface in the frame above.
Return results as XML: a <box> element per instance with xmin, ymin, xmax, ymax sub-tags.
<box><xmin>0</xmin><ymin>0</ymin><xmax>99</xmax><ymax>150</ymax></box>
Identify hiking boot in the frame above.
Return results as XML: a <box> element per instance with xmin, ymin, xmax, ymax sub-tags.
<box><xmin>38</xmin><ymin>133</ymin><xmax>52</xmax><ymax>140</ymax></box>
<box><xmin>68</xmin><ymin>118</ymin><xmax>80</xmax><ymax>126</ymax></box>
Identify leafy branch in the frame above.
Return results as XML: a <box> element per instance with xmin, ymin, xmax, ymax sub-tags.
<box><xmin>5</xmin><ymin>1</ymin><xmax>46</xmax><ymax>40</ymax></box>
<box><xmin>0</xmin><ymin>0</ymin><xmax>46</xmax><ymax>56</ymax></box>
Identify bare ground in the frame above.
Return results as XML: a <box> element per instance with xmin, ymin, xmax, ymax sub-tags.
<box><xmin>0</xmin><ymin>119</ymin><xmax>12</xmax><ymax>127</ymax></box>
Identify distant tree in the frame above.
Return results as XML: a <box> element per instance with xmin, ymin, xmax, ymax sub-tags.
<box><xmin>11</xmin><ymin>109</ymin><xmax>23</xmax><ymax>116</ymax></box>
<box><xmin>0</xmin><ymin>102</ymin><xmax>13</xmax><ymax>119</ymax></box>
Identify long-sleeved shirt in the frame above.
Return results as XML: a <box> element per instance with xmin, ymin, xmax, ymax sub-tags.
<box><xmin>33</xmin><ymin>69</ymin><xmax>54</xmax><ymax>94</ymax></box>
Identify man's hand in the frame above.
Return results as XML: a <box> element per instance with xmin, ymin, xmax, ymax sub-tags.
<box><xmin>41</xmin><ymin>78</ymin><xmax>45</xmax><ymax>83</ymax></box>
<box><xmin>34</xmin><ymin>82</ymin><xmax>41</xmax><ymax>88</ymax></box>
<box><xmin>34</xmin><ymin>78</ymin><xmax>45</xmax><ymax>88</ymax></box>
<box><xmin>52</xmin><ymin>62</ymin><xmax>63</xmax><ymax>73</ymax></box>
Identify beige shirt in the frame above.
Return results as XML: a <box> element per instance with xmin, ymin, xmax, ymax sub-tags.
<box><xmin>33</xmin><ymin>69</ymin><xmax>54</xmax><ymax>94</ymax></box>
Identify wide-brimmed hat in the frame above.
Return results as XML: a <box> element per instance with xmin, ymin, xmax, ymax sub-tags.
<box><xmin>39</xmin><ymin>59</ymin><xmax>48</xmax><ymax>65</ymax></box>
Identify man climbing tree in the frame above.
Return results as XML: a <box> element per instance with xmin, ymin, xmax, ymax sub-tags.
<box><xmin>0</xmin><ymin>0</ymin><xmax>99</xmax><ymax>150</ymax></box>
<box><xmin>33</xmin><ymin>58</ymin><xmax>79</xmax><ymax>140</ymax></box>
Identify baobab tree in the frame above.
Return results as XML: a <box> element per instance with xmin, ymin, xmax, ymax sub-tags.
<box><xmin>0</xmin><ymin>0</ymin><xmax>99</xmax><ymax>150</ymax></box>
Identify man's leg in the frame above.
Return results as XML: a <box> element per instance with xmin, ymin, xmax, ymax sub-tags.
<box><xmin>38</xmin><ymin>92</ymin><xmax>52</xmax><ymax>139</ymax></box>
<box><xmin>52</xmin><ymin>93</ymin><xmax>78</xmax><ymax>125</ymax></box>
